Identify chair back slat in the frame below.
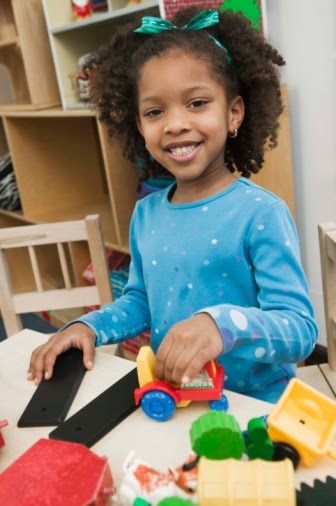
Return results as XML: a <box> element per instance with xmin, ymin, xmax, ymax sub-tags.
<box><xmin>13</xmin><ymin>286</ymin><xmax>100</xmax><ymax>314</ymax></box>
<box><xmin>28</xmin><ymin>246</ymin><xmax>43</xmax><ymax>292</ymax></box>
<box><xmin>57</xmin><ymin>243</ymin><xmax>72</xmax><ymax>290</ymax></box>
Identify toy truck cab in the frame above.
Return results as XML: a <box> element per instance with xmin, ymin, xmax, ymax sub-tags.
<box><xmin>267</xmin><ymin>378</ymin><xmax>336</xmax><ymax>466</ymax></box>
<box><xmin>134</xmin><ymin>346</ymin><xmax>226</xmax><ymax>422</ymax></box>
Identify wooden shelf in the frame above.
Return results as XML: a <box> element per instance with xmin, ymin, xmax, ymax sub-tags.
<box><xmin>50</xmin><ymin>1</ymin><xmax>160</xmax><ymax>34</ymax></box>
<box><xmin>0</xmin><ymin>106</ymin><xmax>94</xmax><ymax>118</ymax></box>
<box><xmin>43</xmin><ymin>0</ymin><xmax>160</xmax><ymax>109</ymax></box>
<box><xmin>0</xmin><ymin>107</ymin><xmax>137</xmax><ymax>252</ymax></box>
<box><xmin>0</xmin><ymin>0</ymin><xmax>60</xmax><ymax>110</ymax></box>
<box><xmin>0</xmin><ymin>37</ymin><xmax>18</xmax><ymax>48</ymax></box>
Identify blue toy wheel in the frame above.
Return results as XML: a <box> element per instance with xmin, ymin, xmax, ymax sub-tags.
<box><xmin>141</xmin><ymin>390</ymin><xmax>176</xmax><ymax>422</ymax></box>
<box><xmin>209</xmin><ymin>393</ymin><xmax>229</xmax><ymax>412</ymax></box>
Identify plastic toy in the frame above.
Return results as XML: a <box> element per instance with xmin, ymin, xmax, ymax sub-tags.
<box><xmin>134</xmin><ymin>499</ymin><xmax>152</xmax><ymax>506</ymax></box>
<box><xmin>267</xmin><ymin>378</ymin><xmax>336</xmax><ymax>466</ymax></box>
<box><xmin>117</xmin><ymin>453</ymin><xmax>197</xmax><ymax>506</ymax></box>
<box><xmin>157</xmin><ymin>498</ymin><xmax>194</xmax><ymax>506</ymax></box>
<box><xmin>245</xmin><ymin>417</ymin><xmax>274</xmax><ymax>461</ymax></box>
<box><xmin>296</xmin><ymin>476</ymin><xmax>336</xmax><ymax>506</ymax></box>
<box><xmin>0</xmin><ymin>438</ymin><xmax>114</xmax><ymax>505</ymax></box>
<box><xmin>197</xmin><ymin>457</ymin><xmax>296</xmax><ymax>506</ymax></box>
<box><xmin>190</xmin><ymin>411</ymin><xmax>245</xmax><ymax>460</ymax></box>
<box><xmin>134</xmin><ymin>346</ymin><xmax>226</xmax><ymax>421</ymax></box>
<box><xmin>0</xmin><ymin>419</ymin><xmax>8</xmax><ymax>448</ymax></box>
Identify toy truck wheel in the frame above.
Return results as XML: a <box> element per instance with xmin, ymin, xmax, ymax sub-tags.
<box><xmin>209</xmin><ymin>393</ymin><xmax>229</xmax><ymax>412</ymax></box>
<box><xmin>272</xmin><ymin>441</ymin><xmax>301</xmax><ymax>470</ymax></box>
<box><xmin>141</xmin><ymin>391</ymin><xmax>176</xmax><ymax>422</ymax></box>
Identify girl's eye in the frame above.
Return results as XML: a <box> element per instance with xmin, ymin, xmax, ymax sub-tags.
<box><xmin>144</xmin><ymin>109</ymin><xmax>162</xmax><ymax>118</ymax></box>
<box><xmin>190</xmin><ymin>99</ymin><xmax>208</xmax><ymax>108</ymax></box>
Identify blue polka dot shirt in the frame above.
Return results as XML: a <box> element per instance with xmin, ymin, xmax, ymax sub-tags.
<box><xmin>75</xmin><ymin>178</ymin><xmax>318</xmax><ymax>403</ymax></box>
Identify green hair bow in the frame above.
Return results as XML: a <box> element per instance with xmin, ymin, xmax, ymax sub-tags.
<box><xmin>134</xmin><ymin>10</ymin><xmax>231</xmax><ymax>64</ymax></box>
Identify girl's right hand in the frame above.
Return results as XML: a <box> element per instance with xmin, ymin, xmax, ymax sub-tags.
<box><xmin>27</xmin><ymin>322</ymin><xmax>97</xmax><ymax>385</ymax></box>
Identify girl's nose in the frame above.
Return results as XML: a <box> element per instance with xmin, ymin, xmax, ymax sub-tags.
<box><xmin>163</xmin><ymin>116</ymin><xmax>191</xmax><ymax>134</ymax></box>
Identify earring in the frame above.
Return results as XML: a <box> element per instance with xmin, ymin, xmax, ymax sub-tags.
<box><xmin>228</xmin><ymin>127</ymin><xmax>238</xmax><ymax>139</ymax></box>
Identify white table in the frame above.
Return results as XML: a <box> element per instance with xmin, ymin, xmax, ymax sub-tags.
<box><xmin>1</xmin><ymin>330</ymin><xmax>335</xmax><ymax>494</ymax></box>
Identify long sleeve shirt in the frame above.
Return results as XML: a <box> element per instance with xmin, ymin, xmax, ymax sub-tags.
<box><xmin>74</xmin><ymin>178</ymin><xmax>318</xmax><ymax>402</ymax></box>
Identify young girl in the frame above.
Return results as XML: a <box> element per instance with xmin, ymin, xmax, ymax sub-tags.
<box><xmin>28</xmin><ymin>7</ymin><xmax>317</xmax><ymax>403</ymax></box>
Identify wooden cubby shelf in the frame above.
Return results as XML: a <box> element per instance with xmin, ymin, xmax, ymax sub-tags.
<box><xmin>42</xmin><ymin>0</ymin><xmax>160</xmax><ymax>109</ymax></box>
<box><xmin>1</xmin><ymin>108</ymin><xmax>138</xmax><ymax>252</ymax></box>
<box><xmin>0</xmin><ymin>0</ymin><xmax>60</xmax><ymax>110</ymax></box>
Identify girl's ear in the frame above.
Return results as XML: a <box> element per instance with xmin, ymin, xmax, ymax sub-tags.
<box><xmin>229</xmin><ymin>96</ymin><xmax>245</xmax><ymax>131</ymax></box>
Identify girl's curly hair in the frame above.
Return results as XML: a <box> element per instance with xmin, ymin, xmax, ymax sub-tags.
<box><xmin>87</xmin><ymin>6</ymin><xmax>285</xmax><ymax>180</ymax></box>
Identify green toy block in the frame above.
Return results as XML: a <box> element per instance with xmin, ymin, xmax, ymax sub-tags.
<box><xmin>246</xmin><ymin>417</ymin><xmax>274</xmax><ymax>460</ymax></box>
<box><xmin>157</xmin><ymin>498</ymin><xmax>195</xmax><ymax>506</ymax></box>
<box><xmin>133</xmin><ymin>499</ymin><xmax>152</xmax><ymax>506</ymax></box>
<box><xmin>190</xmin><ymin>411</ymin><xmax>244</xmax><ymax>460</ymax></box>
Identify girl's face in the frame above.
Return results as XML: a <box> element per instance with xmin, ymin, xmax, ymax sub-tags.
<box><xmin>137</xmin><ymin>50</ymin><xmax>244</xmax><ymax>192</ymax></box>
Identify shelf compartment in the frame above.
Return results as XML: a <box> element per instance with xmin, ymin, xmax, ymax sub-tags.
<box><xmin>43</xmin><ymin>0</ymin><xmax>159</xmax><ymax>32</ymax></box>
<box><xmin>0</xmin><ymin>214</ymin><xmax>63</xmax><ymax>294</ymax></box>
<box><xmin>2</xmin><ymin>114</ymin><xmax>119</xmax><ymax>248</ymax></box>
<box><xmin>0</xmin><ymin>44</ymin><xmax>31</xmax><ymax>106</ymax></box>
<box><xmin>0</xmin><ymin>0</ymin><xmax>60</xmax><ymax>110</ymax></box>
<box><xmin>43</xmin><ymin>0</ymin><xmax>160</xmax><ymax>109</ymax></box>
<box><xmin>0</xmin><ymin>0</ymin><xmax>17</xmax><ymax>42</ymax></box>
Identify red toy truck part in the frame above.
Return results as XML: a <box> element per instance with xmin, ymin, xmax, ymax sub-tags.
<box><xmin>135</xmin><ymin>360</ymin><xmax>224</xmax><ymax>406</ymax></box>
<box><xmin>134</xmin><ymin>346</ymin><xmax>226</xmax><ymax>421</ymax></box>
<box><xmin>0</xmin><ymin>438</ymin><xmax>114</xmax><ymax>505</ymax></box>
<box><xmin>0</xmin><ymin>419</ymin><xmax>8</xmax><ymax>448</ymax></box>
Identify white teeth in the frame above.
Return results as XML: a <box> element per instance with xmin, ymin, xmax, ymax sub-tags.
<box><xmin>169</xmin><ymin>144</ymin><xmax>198</xmax><ymax>156</ymax></box>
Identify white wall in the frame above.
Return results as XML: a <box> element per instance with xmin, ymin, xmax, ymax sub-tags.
<box><xmin>266</xmin><ymin>0</ymin><xmax>336</xmax><ymax>345</ymax></box>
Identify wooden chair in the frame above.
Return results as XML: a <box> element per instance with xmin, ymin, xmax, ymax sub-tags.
<box><xmin>0</xmin><ymin>215</ymin><xmax>113</xmax><ymax>338</ymax></box>
<box><xmin>297</xmin><ymin>223</ymin><xmax>336</xmax><ymax>398</ymax></box>
<box><xmin>319</xmin><ymin>222</ymin><xmax>336</xmax><ymax>371</ymax></box>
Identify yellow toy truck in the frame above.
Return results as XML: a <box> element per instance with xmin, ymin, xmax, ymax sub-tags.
<box><xmin>267</xmin><ymin>377</ymin><xmax>336</xmax><ymax>466</ymax></box>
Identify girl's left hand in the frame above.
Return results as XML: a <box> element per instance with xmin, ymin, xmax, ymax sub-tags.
<box><xmin>155</xmin><ymin>313</ymin><xmax>224</xmax><ymax>384</ymax></box>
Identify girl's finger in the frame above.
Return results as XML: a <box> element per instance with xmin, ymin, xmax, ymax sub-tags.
<box><xmin>155</xmin><ymin>335</ymin><xmax>174</xmax><ymax>380</ymax></box>
<box><xmin>179</xmin><ymin>351</ymin><xmax>210</xmax><ymax>386</ymax></box>
<box><xmin>82</xmin><ymin>338</ymin><xmax>95</xmax><ymax>370</ymax></box>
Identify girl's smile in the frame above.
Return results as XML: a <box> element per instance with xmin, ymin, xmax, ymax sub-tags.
<box><xmin>137</xmin><ymin>50</ymin><xmax>244</xmax><ymax>202</ymax></box>
<box><xmin>165</xmin><ymin>141</ymin><xmax>203</xmax><ymax>162</ymax></box>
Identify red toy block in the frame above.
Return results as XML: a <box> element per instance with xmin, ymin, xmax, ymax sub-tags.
<box><xmin>0</xmin><ymin>419</ymin><xmax>8</xmax><ymax>448</ymax></box>
<box><xmin>0</xmin><ymin>438</ymin><xmax>114</xmax><ymax>505</ymax></box>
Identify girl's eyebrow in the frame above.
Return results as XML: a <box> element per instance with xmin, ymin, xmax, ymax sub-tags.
<box><xmin>139</xmin><ymin>85</ymin><xmax>213</xmax><ymax>105</ymax></box>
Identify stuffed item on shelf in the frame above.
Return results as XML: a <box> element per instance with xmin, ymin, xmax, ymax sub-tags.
<box><xmin>72</xmin><ymin>0</ymin><xmax>93</xmax><ymax>20</ymax></box>
<box><xmin>75</xmin><ymin>53</ymin><xmax>95</xmax><ymax>102</ymax></box>
<box><xmin>0</xmin><ymin>153</ymin><xmax>21</xmax><ymax>211</ymax></box>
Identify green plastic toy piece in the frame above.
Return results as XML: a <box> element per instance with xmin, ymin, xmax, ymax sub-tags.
<box><xmin>157</xmin><ymin>498</ymin><xmax>195</xmax><ymax>506</ymax></box>
<box><xmin>246</xmin><ymin>417</ymin><xmax>274</xmax><ymax>460</ymax></box>
<box><xmin>190</xmin><ymin>411</ymin><xmax>244</xmax><ymax>460</ymax></box>
<box><xmin>220</xmin><ymin>0</ymin><xmax>261</xmax><ymax>30</ymax></box>
<box><xmin>133</xmin><ymin>498</ymin><xmax>152</xmax><ymax>506</ymax></box>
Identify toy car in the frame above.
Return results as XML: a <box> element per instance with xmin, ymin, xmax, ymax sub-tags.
<box><xmin>267</xmin><ymin>377</ymin><xmax>336</xmax><ymax>466</ymax></box>
<box><xmin>134</xmin><ymin>346</ymin><xmax>227</xmax><ymax>421</ymax></box>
